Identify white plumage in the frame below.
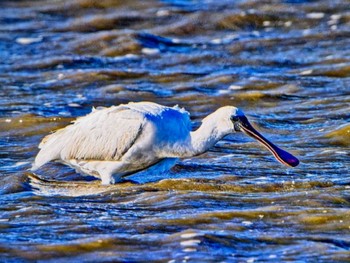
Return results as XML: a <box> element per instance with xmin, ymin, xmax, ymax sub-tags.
<box><xmin>32</xmin><ymin>101</ymin><xmax>299</xmax><ymax>184</ymax></box>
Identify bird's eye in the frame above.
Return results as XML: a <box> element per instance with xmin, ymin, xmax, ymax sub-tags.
<box><xmin>230</xmin><ymin>116</ymin><xmax>240</xmax><ymax>122</ymax></box>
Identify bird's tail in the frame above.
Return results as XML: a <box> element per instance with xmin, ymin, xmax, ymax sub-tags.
<box><xmin>32</xmin><ymin>147</ymin><xmax>60</xmax><ymax>171</ymax></box>
<box><xmin>30</xmin><ymin>163</ymin><xmax>39</xmax><ymax>171</ymax></box>
<box><xmin>32</xmin><ymin>129</ymin><xmax>67</xmax><ymax>170</ymax></box>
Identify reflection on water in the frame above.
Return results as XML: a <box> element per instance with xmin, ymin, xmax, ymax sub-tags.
<box><xmin>0</xmin><ymin>0</ymin><xmax>349</xmax><ymax>261</ymax></box>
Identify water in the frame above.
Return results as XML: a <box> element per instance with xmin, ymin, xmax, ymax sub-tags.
<box><xmin>0</xmin><ymin>0</ymin><xmax>349</xmax><ymax>261</ymax></box>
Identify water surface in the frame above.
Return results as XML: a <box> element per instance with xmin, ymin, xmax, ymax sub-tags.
<box><xmin>0</xmin><ymin>0</ymin><xmax>350</xmax><ymax>262</ymax></box>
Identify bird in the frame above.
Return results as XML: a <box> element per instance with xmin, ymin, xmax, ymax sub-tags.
<box><xmin>32</xmin><ymin>101</ymin><xmax>299</xmax><ymax>185</ymax></box>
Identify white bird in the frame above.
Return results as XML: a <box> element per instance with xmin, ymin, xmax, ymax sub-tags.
<box><xmin>32</xmin><ymin>102</ymin><xmax>299</xmax><ymax>184</ymax></box>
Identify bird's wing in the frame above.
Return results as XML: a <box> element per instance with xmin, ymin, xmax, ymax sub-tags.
<box><xmin>34</xmin><ymin>106</ymin><xmax>145</xmax><ymax>168</ymax></box>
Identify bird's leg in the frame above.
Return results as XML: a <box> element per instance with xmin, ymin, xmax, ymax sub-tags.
<box><xmin>100</xmin><ymin>172</ymin><xmax>115</xmax><ymax>185</ymax></box>
<box><xmin>69</xmin><ymin>160</ymin><xmax>127</xmax><ymax>185</ymax></box>
<box><xmin>96</xmin><ymin>162</ymin><xmax>127</xmax><ymax>185</ymax></box>
<box><xmin>100</xmin><ymin>171</ymin><xmax>127</xmax><ymax>185</ymax></box>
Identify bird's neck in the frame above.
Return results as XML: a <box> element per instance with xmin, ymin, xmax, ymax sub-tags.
<box><xmin>189</xmin><ymin>114</ymin><xmax>232</xmax><ymax>156</ymax></box>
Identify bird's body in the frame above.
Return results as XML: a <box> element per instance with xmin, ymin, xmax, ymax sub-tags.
<box><xmin>33</xmin><ymin>102</ymin><xmax>299</xmax><ymax>184</ymax></box>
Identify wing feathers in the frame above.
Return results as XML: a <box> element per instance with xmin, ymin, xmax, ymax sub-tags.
<box><xmin>34</xmin><ymin>106</ymin><xmax>145</xmax><ymax>168</ymax></box>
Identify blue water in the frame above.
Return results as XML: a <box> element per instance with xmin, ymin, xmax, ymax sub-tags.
<box><xmin>0</xmin><ymin>0</ymin><xmax>350</xmax><ymax>262</ymax></box>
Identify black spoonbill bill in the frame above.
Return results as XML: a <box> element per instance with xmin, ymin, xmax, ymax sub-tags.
<box><xmin>32</xmin><ymin>102</ymin><xmax>299</xmax><ymax>184</ymax></box>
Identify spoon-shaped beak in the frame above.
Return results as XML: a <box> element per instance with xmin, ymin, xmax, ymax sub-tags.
<box><xmin>238</xmin><ymin>116</ymin><xmax>299</xmax><ymax>167</ymax></box>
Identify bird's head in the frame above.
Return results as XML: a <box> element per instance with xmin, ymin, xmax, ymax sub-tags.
<box><xmin>217</xmin><ymin>106</ymin><xmax>299</xmax><ymax>167</ymax></box>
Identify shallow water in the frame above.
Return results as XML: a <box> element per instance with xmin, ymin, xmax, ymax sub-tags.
<box><xmin>0</xmin><ymin>0</ymin><xmax>350</xmax><ymax>262</ymax></box>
